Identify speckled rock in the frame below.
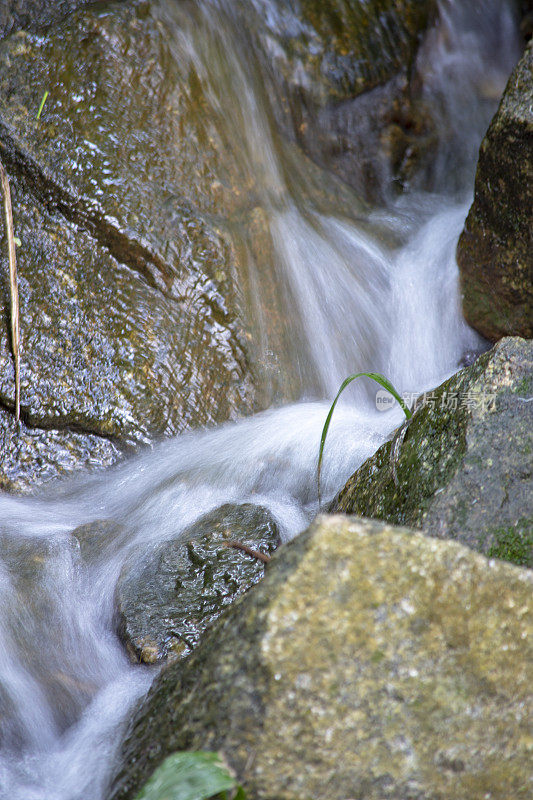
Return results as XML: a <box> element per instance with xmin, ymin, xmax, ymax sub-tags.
<box><xmin>457</xmin><ymin>39</ymin><xmax>533</xmax><ymax>340</ymax></box>
<box><xmin>115</xmin><ymin>504</ymin><xmax>280</xmax><ymax>665</ymax></box>
<box><xmin>0</xmin><ymin>406</ymin><xmax>120</xmax><ymax>494</ymax></box>
<box><xmin>108</xmin><ymin>515</ymin><xmax>533</xmax><ymax>800</ymax></box>
<box><xmin>0</xmin><ymin>0</ymin><xmax>99</xmax><ymax>40</ymax></box>
<box><xmin>332</xmin><ymin>337</ymin><xmax>533</xmax><ymax>566</ymax></box>
<box><xmin>0</xmin><ymin>0</ymin><xmax>258</xmax><ymax>491</ymax></box>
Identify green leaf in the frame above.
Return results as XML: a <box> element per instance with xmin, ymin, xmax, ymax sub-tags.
<box><xmin>317</xmin><ymin>372</ymin><xmax>412</xmax><ymax>505</ymax></box>
<box><xmin>134</xmin><ymin>751</ymin><xmax>237</xmax><ymax>800</ymax></box>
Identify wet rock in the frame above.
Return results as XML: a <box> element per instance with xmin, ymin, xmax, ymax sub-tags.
<box><xmin>0</xmin><ymin>0</ymin><xmax>100</xmax><ymax>40</ymax></box>
<box><xmin>108</xmin><ymin>515</ymin><xmax>533</xmax><ymax>800</ymax></box>
<box><xmin>0</xmin><ymin>0</ymin><xmax>258</xmax><ymax>491</ymax></box>
<box><xmin>457</xmin><ymin>40</ymin><xmax>533</xmax><ymax>341</ymax></box>
<box><xmin>245</xmin><ymin>0</ymin><xmax>438</xmax><ymax>201</ymax></box>
<box><xmin>0</xmin><ymin>406</ymin><xmax>120</xmax><ymax>495</ymax></box>
<box><xmin>332</xmin><ymin>337</ymin><xmax>533</xmax><ymax>567</ymax></box>
<box><xmin>115</xmin><ymin>503</ymin><xmax>280</xmax><ymax>665</ymax></box>
<box><xmin>251</xmin><ymin>0</ymin><xmax>436</xmax><ymax>100</ymax></box>
<box><xmin>71</xmin><ymin>519</ymin><xmax>128</xmax><ymax>563</ymax></box>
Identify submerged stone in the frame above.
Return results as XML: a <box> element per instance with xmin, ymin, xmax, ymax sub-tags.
<box><xmin>457</xmin><ymin>39</ymin><xmax>533</xmax><ymax>340</ymax></box>
<box><xmin>71</xmin><ymin>519</ymin><xmax>128</xmax><ymax>563</ymax></box>
<box><xmin>331</xmin><ymin>337</ymin><xmax>533</xmax><ymax>567</ymax></box>
<box><xmin>0</xmin><ymin>530</ymin><xmax>97</xmax><ymax>736</ymax></box>
<box><xmin>115</xmin><ymin>503</ymin><xmax>280</xmax><ymax>664</ymax></box>
<box><xmin>108</xmin><ymin>515</ymin><xmax>533</xmax><ymax>800</ymax></box>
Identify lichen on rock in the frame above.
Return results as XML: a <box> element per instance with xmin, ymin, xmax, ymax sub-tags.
<box><xmin>108</xmin><ymin>515</ymin><xmax>533</xmax><ymax>800</ymax></box>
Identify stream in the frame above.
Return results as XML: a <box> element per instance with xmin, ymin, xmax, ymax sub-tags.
<box><xmin>0</xmin><ymin>1</ymin><xmax>522</xmax><ymax>798</ymax></box>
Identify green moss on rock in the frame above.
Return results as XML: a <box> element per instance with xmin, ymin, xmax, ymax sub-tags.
<box><xmin>331</xmin><ymin>338</ymin><xmax>533</xmax><ymax>566</ymax></box>
<box><xmin>487</xmin><ymin>521</ymin><xmax>533</xmax><ymax>567</ymax></box>
<box><xmin>457</xmin><ymin>40</ymin><xmax>533</xmax><ymax>340</ymax></box>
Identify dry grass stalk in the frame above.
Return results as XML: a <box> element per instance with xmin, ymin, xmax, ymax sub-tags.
<box><xmin>0</xmin><ymin>159</ymin><xmax>21</xmax><ymax>421</ymax></box>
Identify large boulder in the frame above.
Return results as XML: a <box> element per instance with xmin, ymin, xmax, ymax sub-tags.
<box><xmin>0</xmin><ymin>0</ymin><xmax>259</xmax><ymax>492</ymax></box>
<box><xmin>457</xmin><ymin>39</ymin><xmax>533</xmax><ymax>341</ymax></box>
<box><xmin>108</xmin><ymin>515</ymin><xmax>533</xmax><ymax>800</ymax></box>
<box><xmin>114</xmin><ymin>504</ymin><xmax>280</xmax><ymax>665</ymax></box>
<box><xmin>331</xmin><ymin>337</ymin><xmax>533</xmax><ymax>566</ymax></box>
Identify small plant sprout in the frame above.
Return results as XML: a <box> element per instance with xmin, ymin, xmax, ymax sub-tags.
<box><xmin>37</xmin><ymin>90</ymin><xmax>49</xmax><ymax>120</ymax></box>
<box><xmin>317</xmin><ymin>372</ymin><xmax>412</xmax><ymax>505</ymax></box>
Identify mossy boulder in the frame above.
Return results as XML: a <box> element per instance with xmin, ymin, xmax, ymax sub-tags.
<box><xmin>108</xmin><ymin>515</ymin><xmax>533</xmax><ymax>800</ymax></box>
<box><xmin>457</xmin><ymin>40</ymin><xmax>533</xmax><ymax>341</ymax></box>
<box><xmin>0</xmin><ymin>0</ymin><xmax>260</xmax><ymax>492</ymax></box>
<box><xmin>115</xmin><ymin>504</ymin><xmax>280</xmax><ymax>665</ymax></box>
<box><xmin>331</xmin><ymin>337</ymin><xmax>533</xmax><ymax>566</ymax></box>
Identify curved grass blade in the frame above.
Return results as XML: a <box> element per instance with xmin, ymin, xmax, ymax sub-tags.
<box><xmin>317</xmin><ymin>372</ymin><xmax>412</xmax><ymax>506</ymax></box>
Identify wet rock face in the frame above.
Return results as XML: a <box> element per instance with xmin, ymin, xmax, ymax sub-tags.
<box><xmin>0</xmin><ymin>0</ymin><xmax>99</xmax><ymax>40</ymax></box>
<box><xmin>332</xmin><ymin>338</ymin><xmax>533</xmax><ymax>567</ymax></box>
<box><xmin>0</xmin><ymin>406</ymin><xmax>120</xmax><ymax>494</ymax></box>
<box><xmin>0</xmin><ymin>0</ymin><xmax>257</xmax><ymax>492</ymax></box>
<box><xmin>115</xmin><ymin>503</ymin><xmax>280</xmax><ymax>665</ymax></box>
<box><xmin>457</xmin><ymin>40</ymin><xmax>533</xmax><ymax>341</ymax></box>
<box><xmin>246</xmin><ymin>0</ymin><xmax>438</xmax><ymax>201</ymax></box>
<box><xmin>108</xmin><ymin>516</ymin><xmax>533</xmax><ymax>800</ymax></box>
<box><xmin>251</xmin><ymin>0</ymin><xmax>436</xmax><ymax>99</ymax></box>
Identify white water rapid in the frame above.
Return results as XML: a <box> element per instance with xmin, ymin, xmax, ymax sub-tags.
<box><xmin>0</xmin><ymin>1</ymin><xmax>522</xmax><ymax>798</ymax></box>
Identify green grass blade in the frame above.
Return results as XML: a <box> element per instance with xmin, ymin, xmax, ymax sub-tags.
<box><xmin>317</xmin><ymin>372</ymin><xmax>412</xmax><ymax>506</ymax></box>
<box><xmin>36</xmin><ymin>90</ymin><xmax>49</xmax><ymax>120</ymax></box>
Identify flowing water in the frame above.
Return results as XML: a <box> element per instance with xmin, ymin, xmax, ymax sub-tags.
<box><xmin>0</xmin><ymin>1</ymin><xmax>522</xmax><ymax>797</ymax></box>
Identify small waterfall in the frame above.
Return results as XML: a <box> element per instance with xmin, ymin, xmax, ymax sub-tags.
<box><xmin>0</xmin><ymin>1</ymin><xmax>522</xmax><ymax>797</ymax></box>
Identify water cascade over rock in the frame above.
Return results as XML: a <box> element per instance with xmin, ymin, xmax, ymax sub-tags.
<box><xmin>0</xmin><ymin>1</ymin><xmax>528</xmax><ymax>798</ymax></box>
